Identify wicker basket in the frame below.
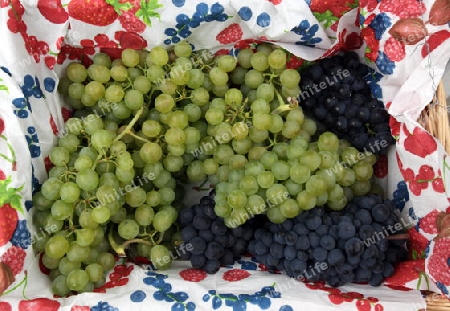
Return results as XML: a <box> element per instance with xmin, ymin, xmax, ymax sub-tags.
<box><xmin>426</xmin><ymin>292</ymin><xmax>450</xmax><ymax>311</ymax></box>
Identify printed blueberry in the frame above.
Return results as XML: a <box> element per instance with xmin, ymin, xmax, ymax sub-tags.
<box><xmin>165</xmin><ymin>28</ymin><xmax>178</xmax><ymax>36</ymax></box>
<box><xmin>24</xmin><ymin>200</ymin><xmax>32</xmax><ymax>211</ymax></box>
<box><xmin>163</xmin><ymin>39</ymin><xmax>172</xmax><ymax>45</ymax></box>
<box><xmin>130</xmin><ymin>290</ymin><xmax>146</xmax><ymax>302</ymax></box>
<box><xmin>179</xmin><ymin>29</ymin><xmax>192</xmax><ymax>39</ymax></box>
<box><xmin>14</xmin><ymin>110</ymin><xmax>28</xmax><ymax>118</ymax></box>
<box><xmin>189</xmin><ymin>19</ymin><xmax>201</xmax><ymax>28</ymax></box>
<box><xmin>211</xmin><ymin>3</ymin><xmax>224</xmax><ymax>14</ymax></box>
<box><xmin>174</xmin><ymin>291</ymin><xmax>188</xmax><ymax>302</ymax></box>
<box><xmin>33</xmin><ymin>87</ymin><xmax>43</xmax><ymax>98</ymax></box>
<box><xmin>279</xmin><ymin>306</ymin><xmax>294</xmax><ymax>311</ymax></box>
<box><xmin>205</xmin><ymin>15</ymin><xmax>214</xmax><ymax>22</ymax></box>
<box><xmin>43</xmin><ymin>77</ymin><xmax>55</xmax><ymax>92</ymax></box>
<box><xmin>143</xmin><ymin>276</ymin><xmax>156</xmax><ymax>285</ymax></box>
<box><xmin>10</xmin><ymin>220</ymin><xmax>31</xmax><ymax>249</ymax></box>
<box><xmin>375</xmin><ymin>51</ymin><xmax>395</xmax><ymax>75</ymax></box>
<box><xmin>171</xmin><ymin>303</ymin><xmax>184</xmax><ymax>311</ymax></box>
<box><xmin>12</xmin><ymin>98</ymin><xmax>27</xmax><ymax>109</ymax></box>
<box><xmin>202</xmin><ymin>294</ymin><xmax>210</xmax><ymax>302</ymax></box>
<box><xmin>27</xmin><ymin>126</ymin><xmax>36</xmax><ymax>135</ymax></box>
<box><xmin>241</xmin><ymin>261</ymin><xmax>257</xmax><ymax>270</ymax></box>
<box><xmin>303</xmin><ymin>0</ymin><xmax>311</xmax><ymax>5</ymax></box>
<box><xmin>172</xmin><ymin>0</ymin><xmax>185</xmax><ymax>7</ymax></box>
<box><xmin>238</xmin><ymin>6</ymin><xmax>253</xmax><ymax>21</ymax></box>
<box><xmin>21</xmin><ymin>85</ymin><xmax>33</xmax><ymax>97</ymax></box>
<box><xmin>153</xmin><ymin>290</ymin><xmax>167</xmax><ymax>301</ymax></box>
<box><xmin>186</xmin><ymin>302</ymin><xmax>196</xmax><ymax>311</ymax></box>
<box><xmin>212</xmin><ymin>296</ymin><xmax>222</xmax><ymax>309</ymax></box>
<box><xmin>258</xmin><ymin>296</ymin><xmax>271</xmax><ymax>309</ymax></box>
<box><xmin>90</xmin><ymin>301</ymin><xmax>119</xmax><ymax>311</ymax></box>
<box><xmin>1</xmin><ymin>66</ymin><xmax>12</xmax><ymax>76</ymax></box>
<box><xmin>29</xmin><ymin>144</ymin><xmax>41</xmax><ymax>158</ymax></box>
<box><xmin>436</xmin><ymin>282</ymin><xmax>449</xmax><ymax>295</ymax></box>
<box><xmin>233</xmin><ymin>300</ymin><xmax>246</xmax><ymax>311</ymax></box>
<box><xmin>162</xmin><ymin>283</ymin><xmax>172</xmax><ymax>292</ymax></box>
<box><xmin>208</xmin><ymin>290</ymin><xmax>216</xmax><ymax>295</ymax></box>
<box><xmin>369</xmin><ymin>13</ymin><xmax>391</xmax><ymax>40</ymax></box>
<box><xmin>257</xmin><ymin>12</ymin><xmax>271</xmax><ymax>27</ymax></box>
<box><xmin>171</xmin><ymin>36</ymin><xmax>181</xmax><ymax>44</ymax></box>
<box><xmin>23</xmin><ymin>74</ymin><xmax>34</xmax><ymax>86</ymax></box>
<box><xmin>176</xmin><ymin>14</ymin><xmax>190</xmax><ymax>24</ymax></box>
<box><xmin>215</xmin><ymin>13</ymin><xmax>228</xmax><ymax>22</ymax></box>
<box><xmin>196</xmin><ymin>3</ymin><xmax>208</xmax><ymax>15</ymax></box>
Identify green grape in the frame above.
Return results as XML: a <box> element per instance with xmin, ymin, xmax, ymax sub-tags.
<box><xmin>327</xmin><ymin>184</ymin><xmax>344</xmax><ymax>202</ymax></box>
<box><xmin>187</xmin><ymin>68</ymin><xmax>205</xmax><ymax>89</ymax></box>
<box><xmin>49</xmin><ymin>146</ymin><xmax>70</xmax><ymax>167</ymax></box>
<box><xmin>227</xmin><ymin>189</ymin><xmax>247</xmax><ymax>209</ymax></box>
<box><xmin>58</xmin><ymin>134</ymin><xmax>80</xmax><ymax>154</ymax></box>
<box><xmin>256</xmin><ymin>83</ymin><xmax>275</xmax><ymax>102</ymax></box>
<box><xmin>272</xmin><ymin>161</ymin><xmax>291</xmax><ymax>181</ymax></box>
<box><xmin>110</xmin><ymin>207</ymin><xmax>127</xmax><ymax>223</ymax></box>
<box><xmin>125</xmin><ymin>187</ymin><xmax>147</xmax><ymax>207</ymax></box>
<box><xmin>84</xmin><ymin>81</ymin><xmax>105</xmax><ymax>101</ymax></box>
<box><xmin>286</xmin><ymin>141</ymin><xmax>307</xmax><ymax>160</ymax></box>
<box><xmin>33</xmin><ymin>192</ymin><xmax>53</xmax><ymax>211</ymax></box>
<box><xmin>245</xmin><ymin>194</ymin><xmax>266</xmax><ymax>215</ymax></box>
<box><xmin>228</xmin><ymin>168</ymin><xmax>245</xmax><ymax>183</ymax></box>
<box><xmin>318</xmin><ymin>132</ymin><xmax>340</xmax><ymax>153</ymax></box>
<box><xmin>127</xmin><ymin>67</ymin><xmax>142</xmax><ymax>81</ymax></box>
<box><xmin>237</xmin><ymin>48</ymin><xmax>254</xmax><ymax>68</ymax></box>
<box><xmin>147</xmin><ymin>65</ymin><xmax>166</xmax><ymax>83</ymax></box>
<box><xmin>133</xmin><ymin>75</ymin><xmax>152</xmax><ymax>94</ymax></box>
<box><xmin>280</xmin><ymin>69</ymin><xmax>301</xmax><ymax>89</ymax></box>
<box><xmin>91</xmin><ymin>227</ymin><xmax>105</xmax><ymax>245</ymax></box>
<box><xmin>137</xmin><ymin>243</ymin><xmax>153</xmax><ymax>258</ymax></box>
<box><xmin>45</xmin><ymin>235</ymin><xmax>70</xmax><ymax>259</ymax></box>
<box><xmin>159</xmin><ymin>79</ymin><xmax>178</xmax><ymax>95</ymax></box>
<box><xmin>121</xmin><ymin>48</ymin><xmax>140</xmax><ymax>67</ymax></box>
<box><xmin>253</xmin><ymin>113</ymin><xmax>275</xmax><ymax>131</ymax></box>
<box><xmin>251</xmin><ymin>98</ymin><xmax>270</xmax><ymax>113</ymax></box>
<box><xmin>91</xmin><ymin>205</ymin><xmax>111</xmax><ymax>224</ymax></box>
<box><xmin>146</xmin><ymin>190</ymin><xmax>161</xmax><ymax>207</ymax></box>
<box><xmin>64</xmin><ymin>118</ymin><xmax>83</xmax><ymax>135</ymax></box>
<box><xmin>266</xmin><ymin>184</ymin><xmax>288</xmax><ymax>205</ymax></box>
<box><xmin>258</xmin><ymin>151</ymin><xmax>277</xmax><ymax>170</ymax></box>
<box><xmin>230</xmin><ymin>66</ymin><xmax>247</xmax><ymax>85</ymax></box>
<box><xmin>150</xmin><ymin>245</ymin><xmax>171</xmax><ymax>269</ymax></box>
<box><xmin>184</xmin><ymin>103</ymin><xmax>202</xmax><ymax>122</ymax></box>
<box><xmin>85</xmin><ymin>263</ymin><xmax>104</xmax><ymax>282</ymax></box>
<box><xmin>190</xmin><ymin>87</ymin><xmax>210</xmax><ymax>106</ymax></box>
<box><xmin>110</xmin><ymin>65</ymin><xmax>128</xmax><ymax>82</ymax></box>
<box><xmin>215</xmin><ymin>200</ymin><xmax>232</xmax><ymax>218</ymax></box>
<box><xmin>166</xmin><ymin>144</ymin><xmax>185</xmax><ymax>157</ymax></box>
<box><xmin>169</xmin><ymin>110</ymin><xmax>189</xmax><ymax>129</ymax></box>
<box><xmin>318</xmin><ymin>151</ymin><xmax>337</xmax><ymax>169</ymax></box>
<box><xmin>315</xmin><ymin>169</ymin><xmax>336</xmax><ymax>190</ymax></box>
<box><xmin>118</xmin><ymin>219</ymin><xmax>139</xmax><ymax>240</ymax></box>
<box><xmin>266</xmin><ymin>206</ymin><xmax>286</xmax><ymax>224</ymax></box>
<box><xmin>82</xmin><ymin>114</ymin><xmax>104</xmax><ymax>135</ymax></box>
<box><xmin>112</xmin><ymin>102</ymin><xmax>132</xmax><ymax>119</ymax></box>
<box><xmin>141</xmin><ymin>120</ymin><xmax>161</xmax><ymax>139</ymax></box>
<box><xmin>186</xmin><ymin>160</ymin><xmax>206</xmax><ymax>182</ymax></box>
<box><xmin>316</xmin><ymin>192</ymin><xmax>328</xmax><ymax>206</ymax></box>
<box><xmin>124</xmin><ymin>89</ymin><xmax>144</xmax><ymax>110</ymax></box>
<box><xmin>229</xmin><ymin>154</ymin><xmax>248</xmax><ymax>169</ymax></box>
<box><xmin>153</xmin><ymin>170</ymin><xmax>173</xmax><ymax>188</ymax></box>
<box><xmin>170</xmin><ymin>65</ymin><xmax>190</xmax><ymax>86</ymax></box>
<box><xmin>327</xmin><ymin>196</ymin><xmax>347</xmax><ymax>211</ymax></box>
<box><xmin>51</xmin><ymin>200</ymin><xmax>73</xmax><ymax>221</ymax></box>
<box><xmin>75</xmin><ymin>228</ymin><xmax>95</xmax><ymax>247</ymax></box>
<box><xmin>361</xmin><ymin>153</ymin><xmax>377</xmax><ymax>166</ymax></box>
<box><xmin>268</xmin><ymin>49</ymin><xmax>286</xmax><ymax>69</ymax></box>
<box><xmin>202</xmin><ymin>158</ymin><xmax>219</xmax><ymax>175</ymax></box>
<box><xmin>209</xmin><ymin>67</ymin><xmax>228</xmax><ymax>86</ymax></box>
<box><xmin>243</xmin><ymin>161</ymin><xmax>264</xmax><ymax>177</ymax></box>
<box><xmin>281</xmin><ymin>120</ymin><xmax>301</xmax><ymax>139</ymax></box>
<box><xmin>239</xmin><ymin>175</ymin><xmax>259</xmax><ymax>196</ymax></box>
<box><xmin>76</xmin><ymin>169</ymin><xmax>99</xmax><ymax>191</ymax></box>
<box><xmin>300</xmin><ymin>150</ymin><xmax>321</xmax><ymax>172</ymax></box>
<box><xmin>248</xmin><ymin>146</ymin><xmax>267</xmax><ymax>161</ymax></box>
<box><xmin>140</xmin><ymin>142</ymin><xmax>162</xmax><ymax>164</ymax></box>
<box><xmin>248</xmin><ymin>127</ymin><xmax>268</xmax><ymax>143</ymax></box>
<box><xmin>214</xmin><ymin>123</ymin><xmax>233</xmax><ymax>144</ymax></box>
<box><xmin>211</xmin><ymin>84</ymin><xmax>229</xmax><ymax>97</ymax></box>
<box><xmin>296</xmin><ymin>190</ymin><xmax>316</xmax><ymax>210</ymax></box>
<box><xmin>213</xmin><ymin>144</ymin><xmax>234</xmax><ymax>165</ymax></box>
<box><xmin>286</xmin><ymin>108</ymin><xmax>304</xmax><ymax>125</ymax></box>
<box><xmin>42</xmin><ymin>178</ymin><xmax>63</xmax><ymax>201</ymax></box>
<box><xmin>256</xmin><ymin>43</ymin><xmax>273</xmax><ymax>55</ymax></box>
<box><xmin>284</xmin><ymin>178</ymin><xmax>303</xmax><ymax>196</ymax></box>
<box><xmin>224</xmin><ymin>88</ymin><xmax>243</xmax><ymax>106</ymax></box>
<box><xmin>42</xmin><ymin>253</ymin><xmax>61</xmax><ymax>269</ymax></box>
<box><xmin>279</xmin><ymin>198</ymin><xmax>299</xmax><ymax>218</ymax></box>
<box><xmin>93</xmin><ymin>53</ymin><xmax>112</xmax><ymax>68</ymax></box>
<box><xmin>79</xmin><ymin>146</ymin><xmax>99</xmax><ymax>162</ymax></box>
<box><xmin>91</xmin><ymin>129</ymin><xmax>114</xmax><ymax>151</ymax></box>
<box><xmin>350</xmin><ymin>180</ymin><xmax>371</xmax><ymax>196</ymax></box>
<box><xmin>97</xmin><ymin>252</ymin><xmax>115</xmax><ymax>272</ymax></box>
<box><xmin>105</xmin><ymin>84</ymin><xmax>125</xmax><ymax>102</ymax></box>
<box><xmin>135</xmin><ymin>204</ymin><xmax>155</xmax><ymax>226</ymax></box>
<box><xmin>352</xmin><ymin>161</ymin><xmax>373</xmax><ymax>181</ymax></box>
<box><xmin>52</xmin><ymin>275</ymin><xmax>71</xmax><ymax>296</ymax></box>
<box><xmin>217</xmin><ymin>55</ymin><xmax>237</xmax><ymax>72</ymax></box>
<box><xmin>160</xmin><ymin>205</ymin><xmax>177</xmax><ymax>223</ymax></box>
<box><xmin>148</xmin><ymin>46</ymin><xmax>169</xmax><ymax>66</ymax></box>
<box><xmin>305</xmin><ymin>175</ymin><xmax>328</xmax><ymax>196</ymax></box>
<box><xmin>250</xmin><ymin>52</ymin><xmax>269</xmax><ymax>72</ymax></box>
<box><xmin>204</xmin><ymin>108</ymin><xmax>224</xmax><ymax>125</ymax></box>
<box><xmin>244</xmin><ymin>69</ymin><xmax>264</xmax><ymax>89</ymax></box>
<box><xmin>301</xmin><ymin>117</ymin><xmax>317</xmax><ymax>136</ymax></box>
<box><xmin>143</xmin><ymin>162</ymin><xmax>163</xmax><ymax>180</ymax></box>
<box><xmin>67</xmin><ymin>62</ymin><xmax>88</xmax><ymax>83</ymax></box>
<box><xmin>184</xmin><ymin>127</ymin><xmax>201</xmax><ymax>144</ymax></box>
<box><xmin>165</xmin><ymin>128</ymin><xmax>186</xmax><ymax>145</ymax></box>
<box><xmin>153</xmin><ymin>210</ymin><xmax>173</xmax><ymax>232</ymax></box>
<box><xmin>66</xmin><ymin>269</ymin><xmax>89</xmax><ymax>292</ymax></box>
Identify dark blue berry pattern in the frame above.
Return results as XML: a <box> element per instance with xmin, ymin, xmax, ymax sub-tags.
<box><xmin>130</xmin><ymin>290</ymin><xmax>147</xmax><ymax>302</ymax></box>
<box><xmin>375</xmin><ymin>51</ymin><xmax>395</xmax><ymax>74</ymax></box>
<box><xmin>143</xmin><ymin>271</ymin><xmax>196</xmax><ymax>310</ymax></box>
<box><xmin>164</xmin><ymin>3</ymin><xmax>229</xmax><ymax>45</ymax></box>
<box><xmin>26</xmin><ymin>126</ymin><xmax>41</xmax><ymax>158</ymax></box>
<box><xmin>369</xmin><ymin>13</ymin><xmax>391</xmax><ymax>40</ymax></box>
<box><xmin>13</xmin><ymin>75</ymin><xmax>54</xmax><ymax>118</ymax></box>
<box><xmin>90</xmin><ymin>301</ymin><xmax>119</xmax><ymax>311</ymax></box>
<box><xmin>31</xmin><ymin>163</ymin><xmax>41</xmax><ymax>194</ymax></box>
<box><xmin>238</xmin><ymin>259</ymin><xmax>257</xmax><ymax>270</ymax></box>
<box><xmin>10</xmin><ymin>220</ymin><xmax>31</xmax><ymax>249</ymax></box>
<box><xmin>1</xmin><ymin>66</ymin><xmax>12</xmax><ymax>76</ymax></box>
<box><xmin>256</xmin><ymin>12</ymin><xmax>271</xmax><ymax>28</ymax></box>
<box><xmin>392</xmin><ymin>181</ymin><xmax>409</xmax><ymax>211</ymax></box>
<box><xmin>291</xmin><ymin>20</ymin><xmax>322</xmax><ymax>47</ymax></box>
<box><xmin>203</xmin><ymin>285</ymin><xmax>281</xmax><ymax>310</ymax></box>
<box><xmin>172</xmin><ymin>0</ymin><xmax>185</xmax><ymax>7</ymax></box>
<box><xmin>238</xmin><ymin>6</ymin><xmax>252</xmax><ymax>21</ymax></box>
<box><xmin>364</xmin><ymin>69</ymin><xmax>383</xmax><ymax>98</ymax></box>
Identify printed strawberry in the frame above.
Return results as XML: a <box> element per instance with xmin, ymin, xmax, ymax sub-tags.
<box><xmin>68</xmin><ymin>0</ymin><xmax>130</xmax><ymax>26</ymax></box>
<box><xmin>379</xmin><ymin>0</ymin><xmax>426</xmax><ymax>18</ymax></box>
<box><xmin>384</xmin><ymin>260</ymin><xmax>425</xmax><ymax>285</ymax></box>
<box><xmin>222</xmin><ymin>269</ymin><xmax>251</xmax><ymax>282</ymax></box>
<box><xmin>428</xmin><ymin>238</ymin><xmax>450</xmax><ymax>285</ymax></box>
<box><xmin>119</xmin><ymin>11</ymin><xmax>146</xmax><ymax>32</ymax></box>
<box><xmin>359</xmin><ymin>0</ymin><xmax>377</xmax><ymax>11</ymax></box>
<box><xmin>0</xmin><ymin>302</ymin><xmax>12</xmax><ymax>311</ymax></box>
<box><xmin>419</xmin><ymin>210</ymin><xmax>439</xmax><ymax>234</ymax></box>
<box><xmin>407</xmin><ymin>227</ymin><xmax>429</xmax><ymax>259</ymax></box>
<box><xmin>328</xmin><ymin>293</ymin><xmax>345</xmax><ymax>304</ymax></box>
<box><xmin>389</xmin><ymin>18</ymin><xmax>427</xmax><ymax>45</ymax></box>
<box><xmin>37</xmin><ymin>0</ymin><xmax>69</xmax><ymax>24</ymax></box>
<box><xmin>384</xmin><ymin>37</ymin><xmax>406</xmax><ymax>62</ymax></box>
<box><xmin>18</xmin><ymin>298</ymin><xmax>61</xmax><ymax>311</ymax></box>
<box><xmin>310</xmin><ymin>0</ymin><xmax>355</xmax><ymax>20</ymax></box>
<box><xmin>216</xmin><ymin>23</ymin><xmax>243</xmax><ymax>45</ymax></box>
<box><xmin>343</xmin><ymin>32</ymin><xmax>363</xmax><ymax>51</ymax></box>
<box><xmin>70</xmin><ymin>306</ymin><xmax>90</xmax><ymax>311</ymax></box>
<box><xmin>404</xmin><ymin>127</ymin><xmax>437</xmax><ymax>158</ymax></box>
<box><xmin>0</xmin><ymin>204</ymin><xmax>18</xmax><ymax>247</ymax></box>
<box><xmin>0</xmin><ymin>263</ymin><xmax>14</xmax><ymax>295</ymax></box>
<box><xmin>356</xmin><ymin>299</ymin><xmax>371</xmax><ymax>311</ymax></box>
<box><xmin>421</xmin><ymin>30</ymin><xmax>450</xmax><ymax>58</ymax></box>
<box><xmin>119</xmin><ymin>0</ymin><xmax>162</xmax><ymax>30</ymax></box>
<box><xmin>286</xmin><ymin>54</ymin><xmax>304</xmax><ymax>69</ymax></box>
<box><xmin>432</xmin><ymin>177</ymin><xmax>445</xmax><ymax>193</ymax></box>
<box><xmin>1</xmin><ymin>245</ymin><xmax>26</xmax><ymax>275</ymax></box>
<box><xmin>361</xmin><ymin>27</ymin><xmax>379</xmax><ymax>62</ymax></box>
<box><xmin>428</xmin><ymin>0</ymin><xmax>450</xmax><ymax>25</ymax></box>
<box><xmin>389</xmin><ymin>115</ymin><xmax>401</xmax><ymax>137</ymax></box>
<box><xmin>49</xmin><ymin>115</ymin><xmax>58</xmax><ymax>135</ymax></box>
<box><xmin>115</xmin><ymin>31</ymin><xmax>147</xmax><ymax>49</ymax></box>
<box><xmin>179</xmin><ymin>268</ymin><xmax>207</xmax><ymax>282</ymax></box>
<box><xmin>373</xmin><ymin>154</ymin><xmax>388</xmax><ymax>178</ymax></box>
<box><xmin>0</xmin><ymin>0</ymin><xmax>9</xmax><ymax>8</ymax></box>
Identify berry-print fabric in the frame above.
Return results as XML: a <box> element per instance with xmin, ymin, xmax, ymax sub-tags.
<box><xmin>0</xmin><ymin>0</ymin><xmax>449</xmax><ymax>308</ymax></box>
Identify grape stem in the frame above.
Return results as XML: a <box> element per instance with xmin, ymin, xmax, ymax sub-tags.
<box><xmin>114</xmin><ymin>106</ymin><xmax>144</xmax><ymax>143</ymax></box>
<box><xmin>271</xmin><ymin>90</ymin><xmax>297</xmax><ymax>114</ymax></box>
<box><xmin>108</xmin><ymin>224</ymin><xmax>155</xmax><ymax>257</ymax></box>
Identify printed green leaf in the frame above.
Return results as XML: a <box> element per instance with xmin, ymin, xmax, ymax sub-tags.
<box><xmin>10</xmin><ymin>194</ymin><xmax>23</xmax><ymax>214</ymax></box>
<box><xmin>313</xmin><ymin>11</ymin><xmax>338</xmax><ymax>29</ymax></box>
<box><xmin>106</xmin><ymin>0</ymin><xmax>132</xmax><ymax>13</ymax></box>
<box><xmin>137</xmin><ymin>0</ymin><xmax>163</xmax><ymax>26</ymax></box>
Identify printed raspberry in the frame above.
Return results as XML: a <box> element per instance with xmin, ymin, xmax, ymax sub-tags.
<box><xmin>0</xmin><ymin>301</ymin><xmax>12</xmax><ymax>311</ymax></box>
<box><xmin>179</xmin><ymin>268</ymin><xmax>207</xmax><ymax>282</ymax></box>
<box><xmin>119</xmin><ymin>10</ymin><xmax>146</xmax><ymax>33</ymax></box>
<box><xmin>70</xmin><ymin>306</ymin><xmax>90</xmax><ymax>311</ymax></box>
<box><xmin>222</xmin><ymin>269</ymin><xmax>251</xmax><ymax>282</ymax></box>
<box><xmin>10</xmin><ymin>220</ymin><xmax>31</xmax><ymax>249</ymax></box>
<box><xmin>361</xmin><ymin>27</ymin><xmax>379</xmax><ymax>62</ymax></box>
<box><xmin>428</xmin><ymin>238</ymin><xmax>450</xmax><ymax>285</ymax></box>
<box><xmin>384</xmin><ymin>260</ymin><xmax>424</xmax><ymax>285</ymax></box>
<box><xmin>379</xmin><ymin>0</ymin><xmax>426</xmax><ymax>18</ymax></box>
<box><xmin>369</xmin><ymin>13</ymin><xmax>392</xmax><ymax>40</ymax></box>
<box><xmin>216</xmin><ymin>23</ymin><xmax>243</xmax><ymax>45</ymax></box>
<box><xmin>376</xmin><ymin>51</ymin><xmax>395</xmax><ymax>74</ymax></box>
<box><xmin>373</xmin><ymin>154</ymin><xmax>388</xmax><ymax>178</ymax></box>
<box><xmin>407</xmin><ymin>227</ymin><xmax>429</xmax><ymax>259</ymax></box>
<box><xmin>384</xmin><ymin>37</ymin><xmax>406</xmax><ymax>62</ymax></box>
<box><xmin>419</xmin><ymin>210</ymin><xmax>439</xmax><ymax>234</ymax></box>
<box><xmin>1</xmin><ymin>246</ymin><xmax>26</xmax><ymax>275</ymax></box>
